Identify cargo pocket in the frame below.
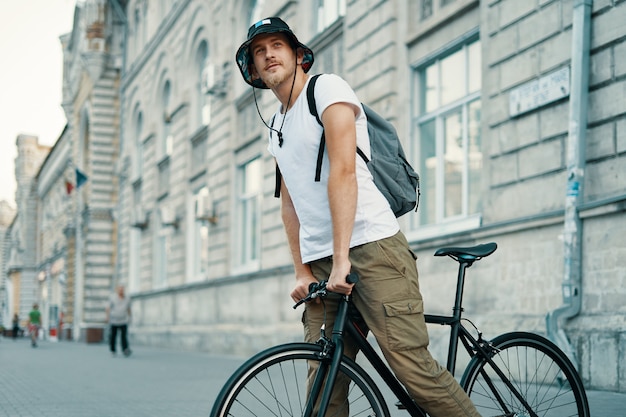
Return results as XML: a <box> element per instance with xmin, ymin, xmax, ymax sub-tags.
<box><xmin>383</xmin><ymin>298</ymin><xmax>429</xmax><ymax>351</ymax></box>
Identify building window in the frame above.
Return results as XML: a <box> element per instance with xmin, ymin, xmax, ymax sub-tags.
<box><xmin>191</xmin><ymin>135</ymin><xmax>207</xmax><ymax>176</ymax></box>
<box><xmin>161</xmin><ymin>80</ymin><xmax>173</xmax><ymax>159</ymax></box>
<box><xmin>154</xmin><ymin>209</ymin><xmax>169</xmax><ymax>289</ymax></box>
<box><xmin>196</xmin><ymin>41</ymin><xmax>212</xmax><ymax>127</ymax></box>
<box><xmin>129</xmin><ymin>183</ymin><xmax>142</xmax><ymax>293</ymax></box>
<box><xmin>248</xmin><ymin>0</ymin><xmax>265</xmax><ymax>26</ymax></box>
<box><xmin>157</xmin><ymin>157</ymin><xmax>170</xmax><ymax>199</ymax></box>
<box><xmin>132</xmin><ymin>110</ymin><xmax>143</xmax><ymax>179</ymax></box>
<box><xmin>235</xmin><ymin>156</ymin><xmax>262</xmax><ymax>270</ymax></box>
<box><xmin>190</xmin><ymin>186</ymin><xmax>210</xmax><ymax>282</ymax></box>
<box><xmin>317</xmin><ymin>0</ymin><xmax>346</xmax><ymax>32</ymax></box>
<box><xmin>411</xmin><ymin>38</ymin><xmax>482</xmax><ymax>232</ymax></box>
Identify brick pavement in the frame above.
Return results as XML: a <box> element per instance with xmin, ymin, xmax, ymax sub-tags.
<box><xmin>1</xmin><ymin>336</ymin><xmax>624</xmax><ymax>416</ymax></box>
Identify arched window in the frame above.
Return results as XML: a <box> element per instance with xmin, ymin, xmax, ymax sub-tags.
<box><xmin>196</xmin><ymin>41</ymin><xmax>211</xmax><ymax>127</ymax></box>
<box><xmin>249</xmin><ymin>0</ymin><xmax>265</xmax><ymax>26</ymax></box>
<box><xmin>161</xmin><ymin>80</ymin><xmax>173</xmax><ymax>158</ymax></box>
<box><xmin>133</xmin><ymin>110</ymin><xmax>143</xmax><ymax>179</ymax></box>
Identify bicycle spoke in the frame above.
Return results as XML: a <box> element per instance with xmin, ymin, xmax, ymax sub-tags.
<box><xmin>211</xmin><ymin>345</ymin><xmax>389</xmax><ymax>417</ymax></box>
<box><xmin>462</xmin><ymin>332</ymin><xmax>589</xmax><ymax>417</ymax></box>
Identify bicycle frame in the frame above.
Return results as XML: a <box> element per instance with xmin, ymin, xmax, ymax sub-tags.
<box><xmin>309</xmin><ymin>248</ymin><xmax>540</xmax><ymax>417</ymax></box>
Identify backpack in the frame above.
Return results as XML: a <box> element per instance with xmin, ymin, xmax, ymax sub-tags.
<box><xmin>274</xmin><ymin>74</ymin><xmax>420</xmax><ymax>217</ymax></box>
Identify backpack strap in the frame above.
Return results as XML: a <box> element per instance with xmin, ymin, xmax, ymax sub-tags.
<box><xmin>274</xmin><ymin>163</ymin><xmax>282</xmax><ymax>198</ymax></box>
<box><xmin>307</xmin><ymin>74</ymin><xmax>369</xmax><ymax>182</ymax></box>
<box><xmin>306</xmin><ymin>75</ymin><xmax>326</xmax><ymax>182</ymax></box>
<box><xmin>270</xmin><ymin>115</ymin><xmax>283</xmax><ymax>198</ymax></box>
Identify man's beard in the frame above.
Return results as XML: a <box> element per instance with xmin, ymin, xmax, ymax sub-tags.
<box><xmin>264</xmin><ymin>65</ymin><xmax>294</xmax><ymax>89</ymax></box>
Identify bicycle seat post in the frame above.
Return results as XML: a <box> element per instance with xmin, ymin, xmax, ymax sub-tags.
<box><xmin>434</xmin><ymin>242</ymin><xmax>497</xmax><ymax>375</ymax></box>
<box><xmin>446</xmin><ymin>260</ymin><xmax>472</xmax><ymax>375</ymax></box>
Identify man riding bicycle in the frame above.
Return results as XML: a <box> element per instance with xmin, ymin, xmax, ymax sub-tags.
<box><xmin>236</xmin><ymin>17</ymin><xmax>481</xmax><ymax>417</ymax></box>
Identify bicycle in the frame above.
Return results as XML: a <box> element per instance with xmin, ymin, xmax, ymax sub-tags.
<box><xmin>210</xmin><ymin>242</ymin><xmax>590</xmax><ymax>417</ymax></box>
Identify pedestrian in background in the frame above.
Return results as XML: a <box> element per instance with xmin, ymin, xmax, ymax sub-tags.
<box><xmin>27</xmin><ymin>304</ymin><xmax>41</xmax><ymax>347</ymax></box>
<box><xmin>105</xmin><ymin>284</ymin><xmax>132</xmax><ymax>357</ymax></box>
<box><xmin>12</xmin><ymin>313</ymin><xmax>20</xmax><ymax>340</ymax></box>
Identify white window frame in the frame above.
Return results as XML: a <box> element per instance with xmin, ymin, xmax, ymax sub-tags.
<box><xmin>186</xmin><ymin>186</ymin><xmax>210</xmax><ymax>283</ymax></box>
<box><xmin>232</xmin><ymin>154</ymin><xmax>262</xmax><ymax>274</ymax></box>
<box><xmin>153</xmin><ymin>208</ymin><xmax>170</xmax><ymax>289</ymax></box>
<box><xmin>196</xmin><ymin>41</ymin><xmax>211</xmax><ymax>128</ymax></box>
<box><xmin>408</xmin><ymin>34</ymin><xmax>482</xmax><ymax>240</ymax></box>
<box><xmin>316</xmin><ymin>0</ymin><xmax>346</xmax><ymax>33</ymax></box>
<box><xmin>132</xmin><ymin>110</ymin><xmax>143</xmax><ymax>180</ymax></box>
<box><xmin>129</xmin><ymin>185</ymin><xmax>142</xmax><ymax>293</ymax></box>
<box><xmin>161</xmin><ymin>80</ymin><xmax>173</xmax><ymax>159</ymax></box>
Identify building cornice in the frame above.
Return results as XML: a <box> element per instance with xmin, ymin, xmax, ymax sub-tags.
<box><xmin>121</xmin><ymin>0</ymin><xmax>192</xmax><ymax>91</ymax></box>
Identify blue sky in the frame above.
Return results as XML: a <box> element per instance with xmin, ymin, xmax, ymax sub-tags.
<box><xmin>0</xmin><ymin>0</ymin><xmax>76</xmax><ymax>206</ymax></box>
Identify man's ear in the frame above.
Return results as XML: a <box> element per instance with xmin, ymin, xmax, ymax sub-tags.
<box><xmin>296</xmin><ymin>47</ymin><xmax>305</xmax><ymax>65</ymax></box>
<box><xmin>250</xmin><ymin>64</ymin><xmax>260</xmax><ymax>81</ymax></box>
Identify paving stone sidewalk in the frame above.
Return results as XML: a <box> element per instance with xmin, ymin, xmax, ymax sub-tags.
<box><xmin>0</xmin><ymin>337</ymin><xmax>623</xmax><ymax>416</ymax></box>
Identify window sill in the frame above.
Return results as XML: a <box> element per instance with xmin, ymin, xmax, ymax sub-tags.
<box><xmin>405</xmin><ymin>213</ymin><xmax>482</xmax><ymax>242</ymax></box>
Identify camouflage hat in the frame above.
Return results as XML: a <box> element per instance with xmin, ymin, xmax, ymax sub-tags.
<box><xmin>235</xmin><ymin>17</ymin><xmax>314</xmax><ymax>89</ymax></box>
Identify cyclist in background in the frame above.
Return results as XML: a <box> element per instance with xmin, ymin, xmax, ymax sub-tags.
<box><xmin>235</xmin><ymin>17</ymin><xmax>481</xmax><ymax>417</ymax></box>
<box><xmin>28</xmin><ymin>303</ymin><xmax>41</xmax><ymax>347</ymax></box>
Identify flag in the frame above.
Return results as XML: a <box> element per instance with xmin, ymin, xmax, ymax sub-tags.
<box><xmin>65</xmin><ymin>181</ymin><xmax>74</xmax><ymax>195</ymax></box>
<box><xmin>75</xmin><ymin>168</ymin><xmax>88</xmax><ymax>189</ymax></box>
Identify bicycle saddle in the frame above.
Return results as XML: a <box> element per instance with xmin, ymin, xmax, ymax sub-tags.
<box><xmin>434</xmin><ymin>242</ymin><xmax>497</xmax><ymax>261</ymax></box>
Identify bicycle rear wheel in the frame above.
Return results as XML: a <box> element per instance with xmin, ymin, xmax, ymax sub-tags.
<box><xmin>210</xmin><ymin>342</ymin><xmax>390</xmax><ymax>417</ymax></box>
<box><xmin>461</xmin><ymin>331</ymin><xmax>589</xmax><ymax>417</ymax></box>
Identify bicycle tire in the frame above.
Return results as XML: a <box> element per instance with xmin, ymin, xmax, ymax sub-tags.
<box><xmin>460</xmin><ymin>331</ymin><xmax>589</xmax><ymax>417</ymax></box>
<box><xmin>210</xmin><ymin>342</ymin><xmax>390</xmax><ymax>417</ymax></box>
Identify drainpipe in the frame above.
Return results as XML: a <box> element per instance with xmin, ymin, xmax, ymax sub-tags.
<box><xmin>545</xmin><ymin>0</ymin><xmax>592</xmax><ymax>369</ymax></box>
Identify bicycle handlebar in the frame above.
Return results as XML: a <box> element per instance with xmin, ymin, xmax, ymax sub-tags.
<box><xmin>293</xmin><ymin>273</ymin><xmax>359</xmax><ymax>309</ymax></box>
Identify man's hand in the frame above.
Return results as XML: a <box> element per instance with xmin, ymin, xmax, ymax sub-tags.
<box><xmin>326</xmin><ymin>260</ymin><xmax>354</xmax><ymax>295</ymax></box>
<box><xmin>291</xmin><ymin>275</ymin><xmax>319</xmax><ymax>304</ymax></box>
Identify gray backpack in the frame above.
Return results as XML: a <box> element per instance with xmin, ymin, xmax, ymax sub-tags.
<box><xmin>274</xmin><ymin>74</ymin><xmax>420</xmax><ymax>217</ymax></box>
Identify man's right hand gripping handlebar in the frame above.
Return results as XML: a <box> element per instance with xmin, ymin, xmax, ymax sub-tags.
<box><xmin>293</xmin><ymin>273</ymin><xmax>359</xmax><ymax>309</ymax></box>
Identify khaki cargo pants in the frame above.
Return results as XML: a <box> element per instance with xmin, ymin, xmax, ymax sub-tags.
<box><xmin>305</xmin><ymin>231</ymin><xmax>481</xmax><ymax>417</ymax></box>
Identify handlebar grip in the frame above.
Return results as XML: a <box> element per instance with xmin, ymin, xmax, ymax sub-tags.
<box><xmin>346</xmin><ymin>272</ymin><xmax>359</xmax><ymax>284</ymax></box>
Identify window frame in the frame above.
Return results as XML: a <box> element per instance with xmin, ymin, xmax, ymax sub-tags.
<box><xmin>316</xmin><ymin>0</ymin><xmax>346</xmax><ymax>33</ymax></box>
<box><xmin>408</xmin><ymin>32</ymin><xmax>482</xmax><ymax>240</ymax></box>
<box><xmin>232</xmin><ymin>153</ymin><xmax>262</xmax><ymax>274</ymax></box>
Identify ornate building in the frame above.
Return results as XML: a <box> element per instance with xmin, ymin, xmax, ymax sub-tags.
<box><xmin>3</xmin><ymin>0</ymin><xmax>625</xmax><ymax>393</ymax></box>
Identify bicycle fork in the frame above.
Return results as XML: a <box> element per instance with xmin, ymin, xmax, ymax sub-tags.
<box><xmin>303</xmin><ymin>294</ymin><xmax>350</xmax><ymax>417</ymax></box>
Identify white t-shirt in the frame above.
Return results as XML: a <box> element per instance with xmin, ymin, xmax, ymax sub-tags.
<box><xmin>268</xmin><ymin>73</ymin><xmax>399</xmax><ymax>263</ymax></box>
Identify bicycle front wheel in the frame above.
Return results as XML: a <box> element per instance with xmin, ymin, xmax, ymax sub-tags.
<box><xmin>461</xmin><ymin>331</ymin><xmax>589</xmax><ymax>417</ymax></box>
<box><xmin>210</xmin><ymin>342</ymin><xmax>390</xmax><ymax>417</ymax></box>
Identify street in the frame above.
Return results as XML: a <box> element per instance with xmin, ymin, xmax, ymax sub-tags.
<box><xmin>1</xmin><ymin>337</ymin><xmax>624</xmax><ymax>416</ymax></box>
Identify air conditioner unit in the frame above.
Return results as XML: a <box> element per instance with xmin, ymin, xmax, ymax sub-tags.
<box><xmin>201</xmin><ymin>63</ymin><xmax>227</xmax><ymax>97</ymax></box>
<box><xmin>130</xmin><ymin>207</ymin><xmax>149</xmax><ymax>230</ymax></box>
<box><xmin>195</xmin><ymin>193</ymin><xmax>218</xmax><ymax>224</ymax></box>
<box><xmin>160</xmin><ymin>205</ymin><xmax>180</xmax><ymax>229</ymax></box>
<box><xmin>201</xmin><ymin>64</ymin><xmax>216</xmax><ymax>95</ymax></box>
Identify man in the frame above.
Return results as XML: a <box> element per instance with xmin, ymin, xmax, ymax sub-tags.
<box><xmin>236</xmin><ymin>17</ymin><xmax>478</xmax><ymax>417</ymax></box>
<box><xmin>236</xmin><ymin>17</ymin><xmax>481</xmax><ymax>416</ymax></box>
<box><xmin>105</xmin><ymin>284</ymin><xmax>132</xmax><ymax>357</ymax></box>
<box><xmin>27</xmin><ymin>304</ymin><xmax>41</xmax><ymax>347</ymax></box>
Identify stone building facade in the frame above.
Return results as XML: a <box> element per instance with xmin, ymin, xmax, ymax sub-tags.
<box><xmin>111</xmin><ymin>0</ymin><xmax>625</xmax><ymax>392</ymax></box>
<box><xmin>0</xmin><ymin>0</ymin><xmax>124</xmax><ymax>343</ymax></box>
<box><xmin>34</xmin><ymin>127</ymin><xmax>74</xmax><ymax>339</ymax></box>
<box><xmin>3</xmin><ymin>135</ymin><xmax>51</xmax><ymax>332</ymax></box>
<box><xmin>57</xmin><ymin>0</ymin><xmax>123</xmax><ymax>342</ymax></box>
<box><xmin>0</xmin><ymin>200</ymin><xmax>17</xmax><ymax>328</ymax></box>
<box><xmin>2</xmin><ymin>0</ymin><xmax>625</xmax><ymax>394</ymax></box>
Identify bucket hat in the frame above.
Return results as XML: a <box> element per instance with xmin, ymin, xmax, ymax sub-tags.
<box><xmin>235</xmin><ymin>17</ymin><xmax>314</xmax><ymax>89</ymax></box>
